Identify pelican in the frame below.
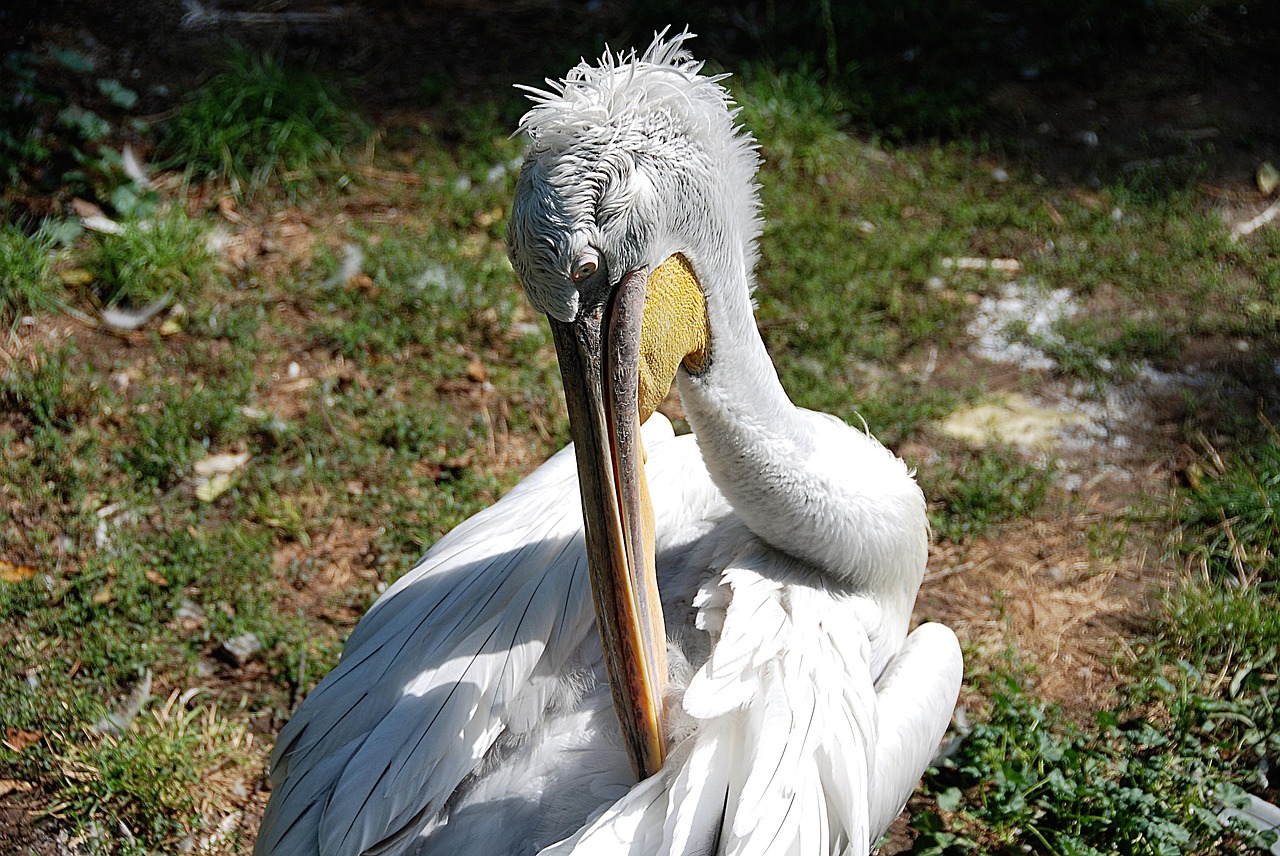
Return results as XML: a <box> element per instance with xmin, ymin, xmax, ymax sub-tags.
<box><xmin>255</xmin><ymin>32</ymin><xmax>962</xmax><ymax>856</ymax></box>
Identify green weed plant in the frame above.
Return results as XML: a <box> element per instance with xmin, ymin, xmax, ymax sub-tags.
<box><xmin>162</xmin><ymin>48</ymin><xmax>365</xmax><ymax>195</ymax></box>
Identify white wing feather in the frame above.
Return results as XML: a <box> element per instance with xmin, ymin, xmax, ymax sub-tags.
<box><xmin>869</xmin><ymin>622</ymin><xmax>964</xmax><ymax>836</ymax></box>
<box><xmin>540</xmin><ymin>529</ymin><xmax>898</xmax><ymax>856</ymax></box>
<box><xmin>257</xmin><ymin>442</ymin><xmax>598</xmax><ymax>855</ymax></box>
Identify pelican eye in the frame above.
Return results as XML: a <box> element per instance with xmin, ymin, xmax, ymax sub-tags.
<box><xmin>571</xmin><ymin>252</ymin><xmax>599</xmax><ymax>282</ymax></box>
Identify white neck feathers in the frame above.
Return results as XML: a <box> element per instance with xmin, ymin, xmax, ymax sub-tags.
<box><xmin>675</xmin><ymin>221</ymin><xmax>927</xmax><ymax>622</ymax></box>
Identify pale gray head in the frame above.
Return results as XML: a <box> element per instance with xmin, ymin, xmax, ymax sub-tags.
<box><xmin>505</xmin><ymin>31</ymin><xmax>762</xmax><ymax>323</ymax></box>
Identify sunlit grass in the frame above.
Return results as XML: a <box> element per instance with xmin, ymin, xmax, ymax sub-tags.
<box><xmin>913</xmin><ymin>670</ymin><xmax>1272</xmax><ymax>856</ymax></box>
<box><xmin>1178</xmin><ymin>426</ymin><xmax>1280</xmax><ymax>585</ymax></box>
<box><xmin>50</xmin><ymin>689</ymin><xmax>260</xmax><ymax>849</ymax></box>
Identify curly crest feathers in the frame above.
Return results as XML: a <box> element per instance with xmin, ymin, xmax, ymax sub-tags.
<box><xmin>506</xmin><ymin>28</ymin><xmax>763</xmax><ymax>324</ymax></box>
<box><xmin>514</xmin><ymin>30</ymin><xmax>739</xmax><ymax>152</ymax></box>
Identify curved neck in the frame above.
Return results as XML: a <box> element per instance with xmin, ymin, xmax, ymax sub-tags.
<box><xmin>675</xmin><ymin>242</ymin><xmax>820</xmax><ymax>564</ymax></box>
<box><xmin>673</xmin><ymin>239</ymin><xmax>927</xmax><ymax>624</ymax></box>
<box><xmin>681</xmin><ymin>253</ymin><xmax>802</xmax><ymax>439</ymax></box>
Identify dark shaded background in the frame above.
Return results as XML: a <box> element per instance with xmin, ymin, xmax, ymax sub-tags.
<box><xmin>4</xmin><ymin>0</ymin><xmax>1277</xmax><ymax>186</ymax></box>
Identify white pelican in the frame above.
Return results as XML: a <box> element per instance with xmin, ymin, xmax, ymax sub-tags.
<box><xmin>255</xmin><ymin>32</ymin><xmax>963</xmax><ymax>856</ymax></box>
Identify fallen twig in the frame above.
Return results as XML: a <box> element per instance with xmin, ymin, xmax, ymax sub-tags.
<box><xmin>181</xmin><ymin>0</ymin><xmax>353</xmax><ymax>29</ymax></box>
<box><xmin>1231</xmin><ymin>197</ymin><xmax>1280</xmax><ymax>241</ymax></box>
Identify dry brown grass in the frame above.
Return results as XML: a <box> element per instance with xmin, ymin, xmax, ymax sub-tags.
<box><xmin>919</xmin><ymin>499</ymin><xmax>1162</xmax><ymax>718</ymax></box>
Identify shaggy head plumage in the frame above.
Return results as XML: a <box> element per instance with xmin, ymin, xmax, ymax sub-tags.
<box><xmin>506</xmin><ymin>31</ymin><xmax>761</xmax><ymax>323</ymax></box>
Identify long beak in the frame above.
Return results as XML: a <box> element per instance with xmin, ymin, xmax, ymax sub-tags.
<box><xmin>550</xmin><ymin>268</ymin><xmax>668</xmax><ymax>781</ymax></box>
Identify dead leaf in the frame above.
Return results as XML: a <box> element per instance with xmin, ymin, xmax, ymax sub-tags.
<box><xmin>445</xmin><ymin>449</ymin><xmax>477</xmax><ymax>470</ymax></box>
<box><xmin>218</xmin><ymin>196</ymin><xmax>245</xmax><ymax>224</ymax></box>
<box><xmin>1068</xmin><ymin>189</ymin><xmax>1106</xmax><ymax>210</ymax></box>
<box><xmin>159</xmin><ymin>303</ymin><xmax>186</xmax><ymax>336</ymax></box>
<box><xmin>0</xmin><ymin>779</ymin><xmax>35</xmax><ymax>798</ymax></box>
<box><xmin>277</xmin><ymin>377</ymin><xmax>315</xmax><ymax>393</ymax></box>
<box><xmin>466</xmin><ymin>358</ymin><xmax>488</xmax><ymax>383</ymax></box>
<box><xmin>69</xmin><ymin>197</ymin><xmax>103</xmax><ymax>219</ymax></box>
<box><xmin>59</xmin><ymin>268</ymin><xmax>95</xmax><ymax>286</ymax></box>
<box><xmin>3</xmin><ymin>728</ymin><xmax>43</xmax><ymax>752</ymax></box>
<box><xmin>0</xmin><ymin>560</ymin><xmax>37</xmax><ymax>583</ymax></box>
<box><xmin>145</xmin><ymin>570</ymin><xmax>169</xmax><ymax>587</ymax></box>
<box><xmin>1258</xmin><ymin>161</ymin><xmax>1279</xmax><ymax>196</ymax></box>
<box><xmin>196</xmin><ymin>472</ymin><xmax>237</xmax><ymax>502</ymax></box>
<box><xmin>79</xmin><ymin>211</ymin><xmax>124</xmax><ymax>235</ymax></box>
<box><xmin>193</xmin><ymin>451</ymin><xmax>251</xmax><ymax>477</ymax></box>
<box><xmin>1044</xmin><ymin>202</ymin><xmax>1065</xmax><ymax>227</ymax></box>
<box><xmin>92</xmin><ymin>584</ymin><xmax>114</xmax><ymax>605</ymax></box>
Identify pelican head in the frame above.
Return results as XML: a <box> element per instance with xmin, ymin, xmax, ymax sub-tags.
<box><xmin>506</xmin><ymin>32</ymin><xmax>759</xmax><ymax>781</ymax></box>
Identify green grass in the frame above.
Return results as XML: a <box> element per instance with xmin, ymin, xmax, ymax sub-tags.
<box><xmin>0</xmin><ymin>525</ymin><xmax>272</xmax><ymax>847</ymax></box>
<box><xmin>912</xmin><ymin>670</ymin><xmax>1272</xmax><ymax>856</ymax></box>
<box><xmin>0</xmin><ymin>221</ymin><xmax>64</xmax><ymax>330</ymax></box>
<box><xmin>1178</xmin><ymin>427</ymin><xmax>1280</xmax><ymax>584</ymax></box>
<box><xmin>51</xmin><ymin>691</ymin><xmax>256</xmax><ymax>850</ymax></box>
<box><xmin>921</xmin><ymin>443</ymin><xmax>1056</xmax><ymax>542</ymax></box>
<box><xmin>87</xmin><ymin>205</ymin><xmax>212</xmax><ymax>307</ymax></box>
<box><xmin>913</xmin><ymin>427</ymin><xmax>1280</xmax><ymax>854</ymax></box>
<box><xmin>121</xmin><ymin>380</ymin><xmax>248</xmax><ymax>488</ymax></box>
<box><xmin>0</xmin><ymin>119</ymin><xmax>564</xmax><ymax>849</ymax></box>
<box><xmin>1007</xmin><ymin>315</ymin><xmax>1183</xmax><ymax>385</ymax></box>
<box><xmin>1161</xmin><ymin>425</ymin><xmax>1280</xmax><ymax>782</ymax></box>
<box><xmin>162</xmin><ymin>48</ymin><xmax>366</xmax><ymax>195</ymax></box>
<box><xmin>0</xmin><ymin>344</ymin><xmax>101</xmax><ymax>433</ymax></box>
<box><xmin>1163</xmin><ymin>580</ymin><xmax>1280</xmax><ymax>763</ymax></box>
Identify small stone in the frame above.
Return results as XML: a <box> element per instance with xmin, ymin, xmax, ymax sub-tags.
<box><xmin>215</xmin><ymin>632</ymin><xmax>263</xmax><ymax>668</ymax></box>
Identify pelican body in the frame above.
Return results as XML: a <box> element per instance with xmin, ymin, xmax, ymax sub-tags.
<box><xmin>255</xmin><ymin>33</ymin><xmax>962</xmax><ymax>856</ymax></box>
